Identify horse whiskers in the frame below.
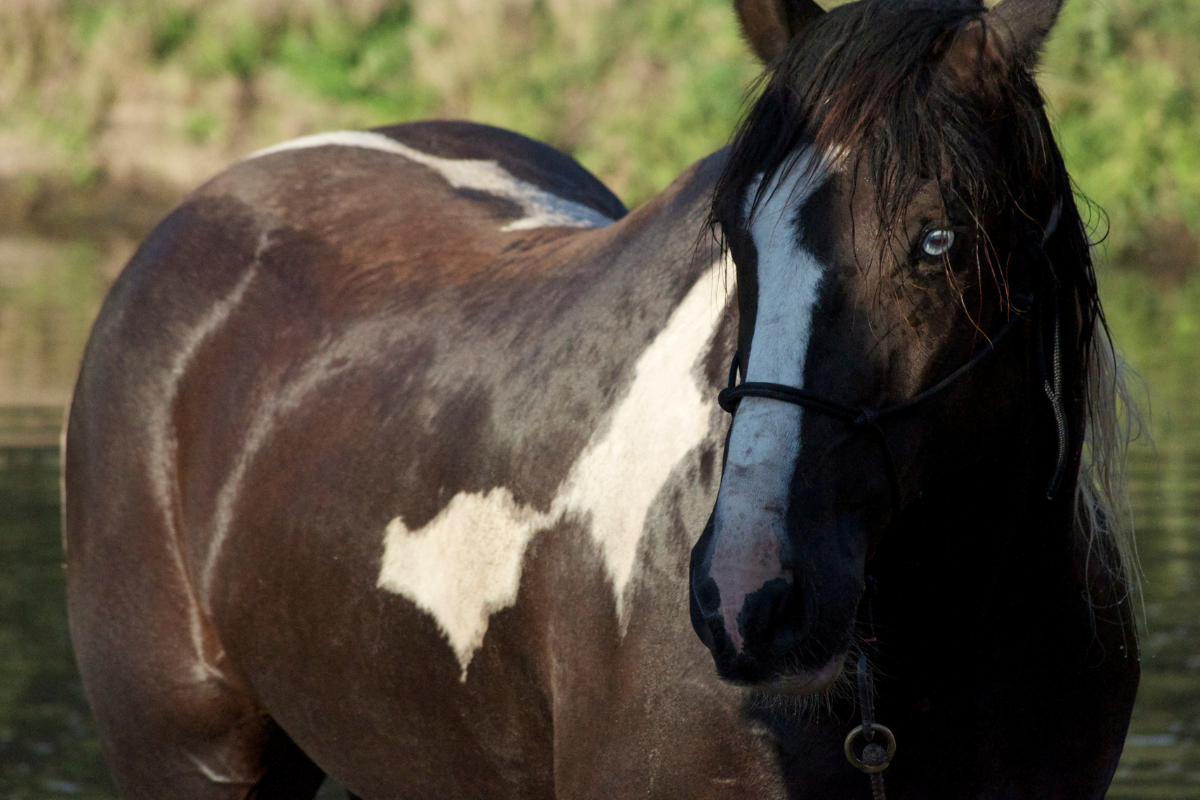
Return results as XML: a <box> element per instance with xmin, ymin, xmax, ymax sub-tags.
<box><xmin>744</xmin><ymin>640</ymin><xmax>872</xmax><ymax>722</ymax></box>
<box><xmin>745</xmin><ymin>666</ymin><xmax>858</xmax><ymax>722</ymax></box>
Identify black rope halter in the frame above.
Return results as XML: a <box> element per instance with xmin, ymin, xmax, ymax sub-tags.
<box><xmin>717</xmin><ymin>310</ymin><xmax>1023</xmax><ymax>425</ymax></box>
<box><xmin>716</xmin><ymin>310</ymin><xmax>1025</xmax><ymax>527</ymax></box>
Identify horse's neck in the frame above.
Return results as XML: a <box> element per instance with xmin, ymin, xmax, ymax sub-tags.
<box><xmin>864</xmin><ymin>450</ymin><xmax>1137</xmax><ymax>795</ymax></box>
<box><xmin>900</xmin><ymin>459</ymin><xmax>1133</xmax><ymax>664</ymax></box>
<box><xmin>602</xmin><ymin>151</ymin><xmax>727</xmax><ymax>277</ymax></box>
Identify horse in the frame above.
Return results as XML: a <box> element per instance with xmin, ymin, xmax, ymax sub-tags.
<box><xmin>63</xmin><ymin>0</ymin><xmax>1140</xmax><ymax>796</ymax></box>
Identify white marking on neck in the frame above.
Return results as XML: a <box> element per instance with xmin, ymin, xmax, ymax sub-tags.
<box><xmin>249</xmin><ymin>131</ymin><xmax>614</xmax><ymax>232</ymax></box>
<box><xmin>555</xmin><ymin>256</ymin><xmax>733</xmax><ymax>625</ymax></box>
<box><xmin>377</xmin><ymin>258</ymin><xmax>734</xmax><ymax>678</ymax></box>
<box><xmin>709</xmin><ymin>148</ymin><xmax>834</xmax><ymax>652</ymax></box>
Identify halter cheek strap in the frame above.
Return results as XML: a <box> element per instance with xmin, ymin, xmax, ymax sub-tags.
<box><xmin>1032</xmin><ymin>199</ymin><xmax>1067</xmax><ymax>499</ymax></box>
<box><xmin>717</xmin><ymin>312</ymin><xmax>1022</xmax><ymax>532</ymax></box>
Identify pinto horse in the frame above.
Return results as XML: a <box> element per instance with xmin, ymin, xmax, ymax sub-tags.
<box><xmin>65</xmin><ymin>0</ymin><xmax>1139</xmax><ymax>796</ymax></box>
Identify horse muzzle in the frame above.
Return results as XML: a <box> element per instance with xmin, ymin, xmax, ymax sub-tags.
<box><xmin>688</xmin><ymin>512</ymin><xmax>865</xmax><ymax>692</ymax></box>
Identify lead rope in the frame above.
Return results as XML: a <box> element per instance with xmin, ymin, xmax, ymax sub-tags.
<box><xmin>855</xmin><ymin>655</ymin><xmax>889</xmax><ymax>800</ymax></box>
<box><xmin>845</xmin><ymin>581</ymin><xmax>895</xmax><ymax>798</ymax></box>
<box><xmin>1031</xmin><ymin>201</ymin><xmax>1068</xmax><ymax>500</ymax></box>
<box><xmin>1040</xmin><ymin>292</ymin><xmax>1067</xmax><ymax>499</ymax></box>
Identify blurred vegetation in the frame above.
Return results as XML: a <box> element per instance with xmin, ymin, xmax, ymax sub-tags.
<box><xmin>0</xmin><ymin>0</ymin><xmax>1197</xmax><ymax>405</ymax></box>
<box><xmin>0</xmin><ymin>0</ymin><xmax>758</xmax><ymax>207</ymax></box>
<box><xmin>1045</xmin><ymin>0</ymin><xmax>1200</xmax><ymax>285</ymax></box>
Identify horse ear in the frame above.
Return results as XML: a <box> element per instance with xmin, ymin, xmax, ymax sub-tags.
<box><xmin>734</xmin><ymin>0</ymin><xmax>825</xmax><ymax>64</ymax></box>
<box><xmin>989</xmin><ymin>0</ymin><xmax>1065</xmax><ymax>65</ymax></box>
<box><xmin>938</xmin><ymin>19</ymin><xmax>1009</xmax><ymax>99</ymax></box>
<box><xmin>939</xmin><ymin>0</ymin><xmax>1061</xmax><ymax>98</ymax></box>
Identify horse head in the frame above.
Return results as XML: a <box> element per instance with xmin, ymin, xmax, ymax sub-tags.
<box><xmin>689</xmin><ymin>0</ymin><xmax>1106</xmax><ymax>693</ymax></box>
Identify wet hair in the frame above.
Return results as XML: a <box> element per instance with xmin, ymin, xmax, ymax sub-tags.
<box><xmin>709</xmin><ymin>0</ymin><xmax>1140</xmax><ymax>622</ymax></box>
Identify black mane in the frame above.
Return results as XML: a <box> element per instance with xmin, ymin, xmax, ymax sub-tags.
<box><xmin>710</xmin><ymin>0</ymin><xmax>1103</xmax><ymax>371</ymax></box>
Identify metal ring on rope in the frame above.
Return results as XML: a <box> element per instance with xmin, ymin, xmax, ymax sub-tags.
<box><xmin>844</xmin><ymin>723</ymin><xmax>897</xmax><ymax>774</ymax></box>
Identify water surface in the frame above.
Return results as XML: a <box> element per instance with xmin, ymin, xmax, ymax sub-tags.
<box><xmin>1</xmin><ymin>366</ymin><xmax>1197</xmax><ymax>797</ymax></box>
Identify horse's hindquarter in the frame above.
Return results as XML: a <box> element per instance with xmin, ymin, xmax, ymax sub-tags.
<box><xmin>69</xmin><ymin>124</ymin><xmax>784</xmax><ymax>797</ymax></box>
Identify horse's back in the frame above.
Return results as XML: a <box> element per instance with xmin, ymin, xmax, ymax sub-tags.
<box><xmin>64</xmin><ymin>119</ymin><xmax>631</xmax><ymax>597</ymax></box>
<box><xmin>67</xmin><ymin>118</ymin><xmax>631</xmax><ymax>567</ymax></box>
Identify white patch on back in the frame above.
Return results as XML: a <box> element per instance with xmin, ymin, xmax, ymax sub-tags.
<box><xmin>708</xmin><ymin>148</ymin><xmax>834</xmax><ymax>651</ymax></box>
<box><xmin>249</xmin><ymin>131</ymin><xmax>614</xmax><ymax>232</ymax></box>
<box><xmin>377</xmin><ymin>258</ymin><xmax>734</xmax><ymax>678</ymax></box>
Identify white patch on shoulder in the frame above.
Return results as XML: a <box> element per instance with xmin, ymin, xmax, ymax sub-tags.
<box><xmin>249</xmin><ymin>130</ymin><xmax>614</xmax><ymax>232</ymax></box>
<box><xmin>377</xmin><ymin>257</ymin><xmax>734</xmax><ymax>678</ymax></box>
<box><xmin>553</xmin><ymin>257</ymin><xmax>729</xmax><ymax>628</ymax></box>
<box><xmin>378</xmin><ymin>489</ymin><xmax>553</xmax><ymax>674</ymax></box>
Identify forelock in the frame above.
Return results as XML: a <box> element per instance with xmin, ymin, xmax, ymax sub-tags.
<box><xmin>712</xmin><ymin>0</ymin><xmax>1052</xmax><ymax>238</ymax></box>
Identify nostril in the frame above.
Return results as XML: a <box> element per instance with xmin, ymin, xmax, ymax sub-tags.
<box><xmin>738</xmin><ymin>576</ymin><xmax>799</xmax><ymax>653</ymax></box>
<box><xmin>692</xmin><ymin>574</ymin><xmax>722</xmax><ymax>616</ymax></box>
<box><xmin>689</xmin><ymin>574</ymin><xmax>725</xmax><ymax>651</ymax></box>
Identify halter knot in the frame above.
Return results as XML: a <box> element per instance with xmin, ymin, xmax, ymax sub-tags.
<box><xmin>716</xmin><ymin>387</ymin><xmax>740</xmax><ymax>414</ymax></box>
<box><xmin>854</xmin><ymin>408</ymin><xmax>880</xmax><ymax>427</ymax></box>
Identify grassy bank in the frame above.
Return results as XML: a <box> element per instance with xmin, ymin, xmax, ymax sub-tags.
<box><xmin>0</xmin><ymin>0</ymin><xmax>1195</xmax><ymax>404</ymax></box>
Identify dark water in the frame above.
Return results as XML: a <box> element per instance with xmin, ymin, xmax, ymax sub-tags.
<box><xmin>0</xmin><ymin>447</ymin><xmax>110</xmax><ymax>798</ymax></box>
<box><xmin>1106</xmin><ymin>360</ymin><xmax>1200</xmax><ymax>798</ymax></box>
<box><xmin>1</xmin><ymin>400</ymin><xmax>1197</xmax><ymax>798</ymax></box>
<box><xmin>0</xmin><ymin>445</ymin><xmax>345</xmax><ymax>799</ymax></box>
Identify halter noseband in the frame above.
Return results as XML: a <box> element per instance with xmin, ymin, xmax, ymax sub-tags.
<box><xmin>717</xmin><ymin>310</ymin><xmax>1023</xmax><ymax>427</ymax></box>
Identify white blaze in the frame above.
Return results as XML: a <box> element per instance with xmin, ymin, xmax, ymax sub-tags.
<box><xmin>249</xmin><ymin>131</ymin><xmax>614</xmax><ymax>232</ymax></box>
<box><xmin>709</xmin><ymin>148</ymin><xmax>833</xmax><ymax>651</ymax></box>
<box><xmin>378</xmin><ymin>259</ymin><xmax>734</xmax><ymax>678</ymax></box>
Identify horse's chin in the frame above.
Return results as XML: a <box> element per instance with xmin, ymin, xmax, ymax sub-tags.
<box><xmin>767</xmin><ymin>657</ymin><xmax>847</xmax><ymax>697</ymax></box>
<box><xmin>738</xmin><ymin>654</ymin><xmax>847</xmax><ymax>698</ymax></box>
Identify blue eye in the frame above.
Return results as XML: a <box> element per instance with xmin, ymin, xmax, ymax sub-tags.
<box><xmin>921</xmin><ymin>229</ymin><xmax>955</xmax><ymax>257</ymax></box>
